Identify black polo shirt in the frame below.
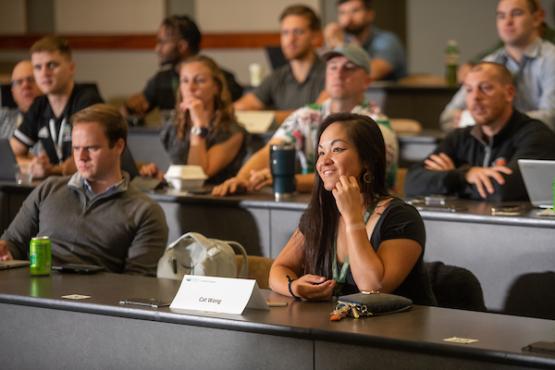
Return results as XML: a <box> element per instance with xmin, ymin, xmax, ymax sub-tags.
<box><xmin>13</xmin><ymin>84</ymin><xmax>103</xmax><ymax>164</ymax></box>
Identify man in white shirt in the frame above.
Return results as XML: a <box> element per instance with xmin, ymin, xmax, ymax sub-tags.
<box><xmin>441</xmin><ymin>0</ymin><xmax>555</xmax><ymax>132</ymax></box>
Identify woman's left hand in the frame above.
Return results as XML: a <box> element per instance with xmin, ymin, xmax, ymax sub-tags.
<box><xmin>332</xmin><ymin>175</ymin><xmax>364</xmax><ymax>224</ymax></box>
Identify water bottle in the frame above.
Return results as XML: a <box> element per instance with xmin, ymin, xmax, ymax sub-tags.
<box><xmin>270</xmin><ymin>143</ymin><xmax>296</xmax><ymax>201</ymax></box>
<box><xmin>552</xmin><ymin>176</ymin><xmax>555</xmax><ymax>210</ymax></box>
<box><xmin>445</xmin><ymin>40</ymin><xmax>460</xmax><ymax>87</ymax></box>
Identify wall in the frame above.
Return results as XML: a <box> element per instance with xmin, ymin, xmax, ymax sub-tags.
<box><xmin>1</xmin><ymin>0</ymin><xmax>554</xmax><ymax>101</ymax></box>
<box><xmin>407</xmin><ymin>0</ymin><xmax>498</xmax><ymax>74</ymax></box>
<box><xmin>0</xmin><ymin>0</ymin><xmax>26</xmax><ymax>34</ymax></box>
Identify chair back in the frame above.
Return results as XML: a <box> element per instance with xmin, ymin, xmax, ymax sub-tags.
<box><xmin>235</xmin><ymin>255</ymin><xmax>274</xmax><ymax>289</ymax></box>
<box><xmin>426</xmin><ymin>261</ymin><xmax>486</xmax><ymax>311</ymax></box>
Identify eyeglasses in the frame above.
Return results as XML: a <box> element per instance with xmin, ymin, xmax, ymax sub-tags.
<box><xmin>11</xmin><ymin>76</ymin><xmax>35</xmax><ymax>87</ymax></box>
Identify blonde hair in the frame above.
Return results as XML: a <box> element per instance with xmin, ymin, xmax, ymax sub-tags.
<box><xmin>174</xmin><ymin>55</ymin><xmax>235</xmax><ymax>140</ymax></box>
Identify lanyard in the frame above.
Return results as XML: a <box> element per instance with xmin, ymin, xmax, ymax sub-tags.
<box><xmin>332</xmin><ymin>205</ymin><xmax>375</xmax><ymax>283</ymax></box>
<box><xmin>48</xmin><ymin>117</ymin><xmax>67</xmax><ymax>162</ymax></box>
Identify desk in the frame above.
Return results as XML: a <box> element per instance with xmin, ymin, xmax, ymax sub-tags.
<box><xmin>398</xmin><ymin>129</ymin><xmax>443</xmax><ymax>166</ymax></box>
<box><xmin>2</xmin><ymin>183</ymin><xmax>554</xmax><ymax>316</ymax></box>
<box><xmin>128</xmin><ymin>123</ymin><xmax>443</xmax><ymax>171</ymax></box>
<box><xmin>151</xmin><ymin>191</ymin><xmax>555</xmax><ymax>315</ymax></box>
<box><xmin>367</xmin><ymin>82</ymin><xmax>458</xmax><ymax>130</ymax></box>
<box><xmin>1</xmin><ymin>269</ymin><xmax>554</xmax><ymax>370</ymax></box>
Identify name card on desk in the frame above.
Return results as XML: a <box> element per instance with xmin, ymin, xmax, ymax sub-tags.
<box><xmin>170</xmin><ymin>275</ymin><xmax>269</xmax><ymax>314</ymax></box>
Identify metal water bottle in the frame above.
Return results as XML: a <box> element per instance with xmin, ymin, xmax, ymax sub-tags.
<box><xmin>270</xmin><ymin>143</ymin><xmax>296</xmax><ymax>201</ymax></box>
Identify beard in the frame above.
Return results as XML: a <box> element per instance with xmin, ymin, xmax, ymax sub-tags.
<box><xmin>344</xmin><ymin>23</ymin><xmax>368</xmax><ymax>36</ymax></box>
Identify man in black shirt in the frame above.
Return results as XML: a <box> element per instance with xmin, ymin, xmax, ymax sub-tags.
<box><xmin>123</xmin><ymin>15</ymin><xmax>243</xmax><ymax>122</ymax></box>
<box><xmin>10</xmin><ymin>36</ymin><xmax>103</xmax><ymax>179</ymax></box>
<box><xmin>405</xmin><ymin>62</ymin><xmax>555</xmax><ymax>202</ymax></box>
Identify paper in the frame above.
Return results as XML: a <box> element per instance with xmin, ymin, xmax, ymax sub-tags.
<box><xmin>170</xmin><ymin>275</ymin><xmax>269</xmax><ymax>314</ymax></box>
<box><xmin>443</xmin><ymin>336</ymin><xmax>479</xmax><ymax>344</ymax></box>
<box><xmin>236</xmin><ymin>111</ymin><xmax>275</xmax><ymax>134</ymax></box>
<box><xmin>61</xmin><ymin>294</ymin><xmax>91</xmax><ymax>300</ymax></box>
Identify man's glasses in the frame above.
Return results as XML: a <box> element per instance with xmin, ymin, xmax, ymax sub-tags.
<box><xmin>11</xmin><ymin>76</ymin><xmax>35</xmax><ymax>87</ymax></box>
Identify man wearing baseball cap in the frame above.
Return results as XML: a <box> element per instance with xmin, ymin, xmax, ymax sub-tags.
<box><xmin>213</xmin><ymin>44</ymin><xmax>398</xmax><ymax>196</ymax></box>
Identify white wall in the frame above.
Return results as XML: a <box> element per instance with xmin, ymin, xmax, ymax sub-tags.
<box><xmin>0</xmin><ymin>0</ymin><xmax>26</xmax><ymax>34</ymax></box>
<box><xmin>2</xmin><ymin>0</ymin><xmax>553</xmax><ymax>100</ymax></box>
<box><xmin>54</xmin><ymin>0</ymin><xmax>163</xmax><ymax>33</ymax></box>
<box><xmin>407</xmin><ymin>0</ymin><xmax>498</xmax><ymax>74</ymax></box>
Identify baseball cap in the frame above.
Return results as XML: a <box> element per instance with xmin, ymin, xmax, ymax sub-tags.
<box><xmin>323</xmin><ymin>44</ymin><xmax>371</xmax><ymax>75</ymax></box>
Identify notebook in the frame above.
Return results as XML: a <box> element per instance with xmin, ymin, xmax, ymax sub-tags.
<box><xmin>0</xmin><ymin>138</ymin><xmax>17</xmax><ymax>181</ymax></box>
<box><xmin>0</xmin><ymin>260</ymin><xmax>30</xmax><ymax>270</ymax></box>
<box><xmin>518</xmin><ymin>159</ymin><xmax>555</xmax><ymax>208</ymax></box>
<box><xmin>236</xmin><ymin>111</ymin><xmax>275</xmax><ymax>134</ymax></box>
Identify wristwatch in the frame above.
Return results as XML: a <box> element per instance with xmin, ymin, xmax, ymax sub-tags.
<box><xmin>190</xmin><ymin>126</ymin><xmax>210</xmax><ymax>138</ymax></box>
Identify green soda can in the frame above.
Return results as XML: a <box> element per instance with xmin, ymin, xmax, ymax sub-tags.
<box><xmin>29</xmin><ymin>236</ymin><xmax>52</xmax><ymax>276</ymax></box>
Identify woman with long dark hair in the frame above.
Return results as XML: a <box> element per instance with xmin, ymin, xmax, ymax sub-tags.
<box><xmin>140</xmin><ymin>55</ymin><xmax>246</xmax><ymax>184</ymax></box>
<box><xmin>269</xmin><ymin>113</ymin><xmax>435</xmax><ymax>304</ymax></box>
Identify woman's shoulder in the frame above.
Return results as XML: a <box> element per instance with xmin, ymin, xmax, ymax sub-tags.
<box><xmin>380</xmin><ymin>197</ymin><xmax>422</xmax><ymax>222</ymax></box>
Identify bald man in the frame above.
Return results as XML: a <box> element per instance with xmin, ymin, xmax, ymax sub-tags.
<box><xmin>0</xmin><ymin>61</ymin><xmax>42</xmax><ymax>139</ymax></box>
<box><xmin>406</xmin><ymin>62</ymin><xmax>555</xmax><ymax>201</ymax></box>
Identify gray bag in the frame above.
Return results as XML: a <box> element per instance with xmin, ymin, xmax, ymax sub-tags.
<box><xmin>157</xmin><ymin>232</ymin><xmax>248</xmax><ymax>280</ymax></box>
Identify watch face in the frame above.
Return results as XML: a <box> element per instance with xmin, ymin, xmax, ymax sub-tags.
<box><xmin>191</xmin><ymin>126</ymin><xmax>209</xmax><ymax>137</ymax></box>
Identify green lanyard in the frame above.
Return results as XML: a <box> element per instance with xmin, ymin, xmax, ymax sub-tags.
<box><xmin>332</xmin><ymin>205</ymin><xmax>374</xmax><ymax>283</ymax></box>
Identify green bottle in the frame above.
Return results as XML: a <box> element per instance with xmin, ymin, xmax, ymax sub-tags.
<box><xmin>445</xmin><ymin>40</ymin><xmax>459</xmax><ymax>87</ymax></box>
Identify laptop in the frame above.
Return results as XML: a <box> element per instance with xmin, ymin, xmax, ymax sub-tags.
<box><xmin>518</xmin><ymin>159</ymin><xmax>555</xmax><ymax>208</ymax></box>
<box><xmin>123</xmin><ymin>145</ymin><xmax>165</xmax><ymax>192</ymax></box>
<box><xmin>0</xmin><ymin>138</ymin><xmax>17</xmax><ymax>181</ymax></box>
<box><xmin>0</xmin><ymin>260</ymin><xmax>30</xmax><ymax>270</ymax></box>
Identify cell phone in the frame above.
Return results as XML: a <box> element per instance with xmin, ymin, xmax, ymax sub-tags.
<box><xmin>119</xmin><ymin>298</ymin><xmax>170</xmax><ymax>308</ymax></box>
<box><xmin>52</xmin><ymin>263</ymin><xmax>105</xmax><ymax>274</ymax></box>
<box><xmin>424</xmin><ymin>195</ymin><xmax>447</xmax><ymax>206</ymax></box>
<box><xmin>522</xmin><ymin>341</ymin><xmax>555</xmax><ymax>355</ymax></box>
<box><xmin>188</xmin><ymin>187</ymin><xmax>212</xmax><ymax>195</ymax></box>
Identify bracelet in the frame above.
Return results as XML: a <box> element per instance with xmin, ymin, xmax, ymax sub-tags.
<box><xmin>346</xmin><ymin>223</ymin><xmax>366</xmax><ymax>231</ymax></box>
<box><xmin>286</xmin><ymin>275</ymin><xmax>301</xmax><ymax>301</ymax></box>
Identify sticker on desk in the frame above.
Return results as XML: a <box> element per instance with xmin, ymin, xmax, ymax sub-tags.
<box><xmin>61</xmin><ymin>294</ymin><xmax>91</xmax><ymax>300</ymax></box>
<box><xmin>443</xmin><ymin>336</ymin><xmax>479</xmax><ymax>344</ymax></box>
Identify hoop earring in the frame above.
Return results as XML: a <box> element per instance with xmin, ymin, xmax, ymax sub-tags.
<box><xmin>363</xmin><ymin>171</ymin><xmax>372</xmax><ymax>184</ymax></box>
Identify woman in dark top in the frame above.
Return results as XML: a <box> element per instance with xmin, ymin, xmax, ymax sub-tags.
<box><xmin>269</xmin><ymin>113</ymin><xmax>435</xmax><ymax>305</ymax></box>
<box><xmin>140</xmin><ymin>55</ymin><xmax>246</xmax><ymax>184</ymax></box>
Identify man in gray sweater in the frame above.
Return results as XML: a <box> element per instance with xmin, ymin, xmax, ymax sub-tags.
<box><xmin>0</xmin><ymin>104</ymin><xmax>168</xmax><ymax>276</ymax></box>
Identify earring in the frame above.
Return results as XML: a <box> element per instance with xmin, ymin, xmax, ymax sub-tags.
<box><xmin>363</xmin><ymin>171</ymin><xmax>372</xmax><ymax>184</ymax></box>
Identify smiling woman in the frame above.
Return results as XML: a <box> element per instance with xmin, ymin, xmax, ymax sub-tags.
<box><xmin>269</xmin><ymin>112</ymin><xmax>436</xmax><ymax>305</ymax></box>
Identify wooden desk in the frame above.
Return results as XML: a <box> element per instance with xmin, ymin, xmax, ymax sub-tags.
<box><xmin>1</xmin><ymin>269</ymin><xmax>553</xmax><ymax>370</ymax></box>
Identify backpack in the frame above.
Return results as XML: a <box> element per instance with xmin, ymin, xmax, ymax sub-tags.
<box><xmin>157</xmin><ymin>232</ymin><xmax>248</xmax><ymax>280</ymax></box>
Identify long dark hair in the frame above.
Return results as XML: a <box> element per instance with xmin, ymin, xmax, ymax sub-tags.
<box><xmin>299</xmin><ymin>112</ymin><xmax>389</xmax><ymax>277</ymax></box>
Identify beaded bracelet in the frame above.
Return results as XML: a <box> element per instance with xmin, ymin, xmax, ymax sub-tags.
<box><xmin>286</xmin><ymin>275</ymin><xmax>301</xmax><ymax>301</ymax></box>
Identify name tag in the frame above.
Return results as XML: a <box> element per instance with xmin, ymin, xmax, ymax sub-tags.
<box><xmin>170</xmin><ymin>275</ymin><xmax>269</xmax><ymax>314</ymax></box>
